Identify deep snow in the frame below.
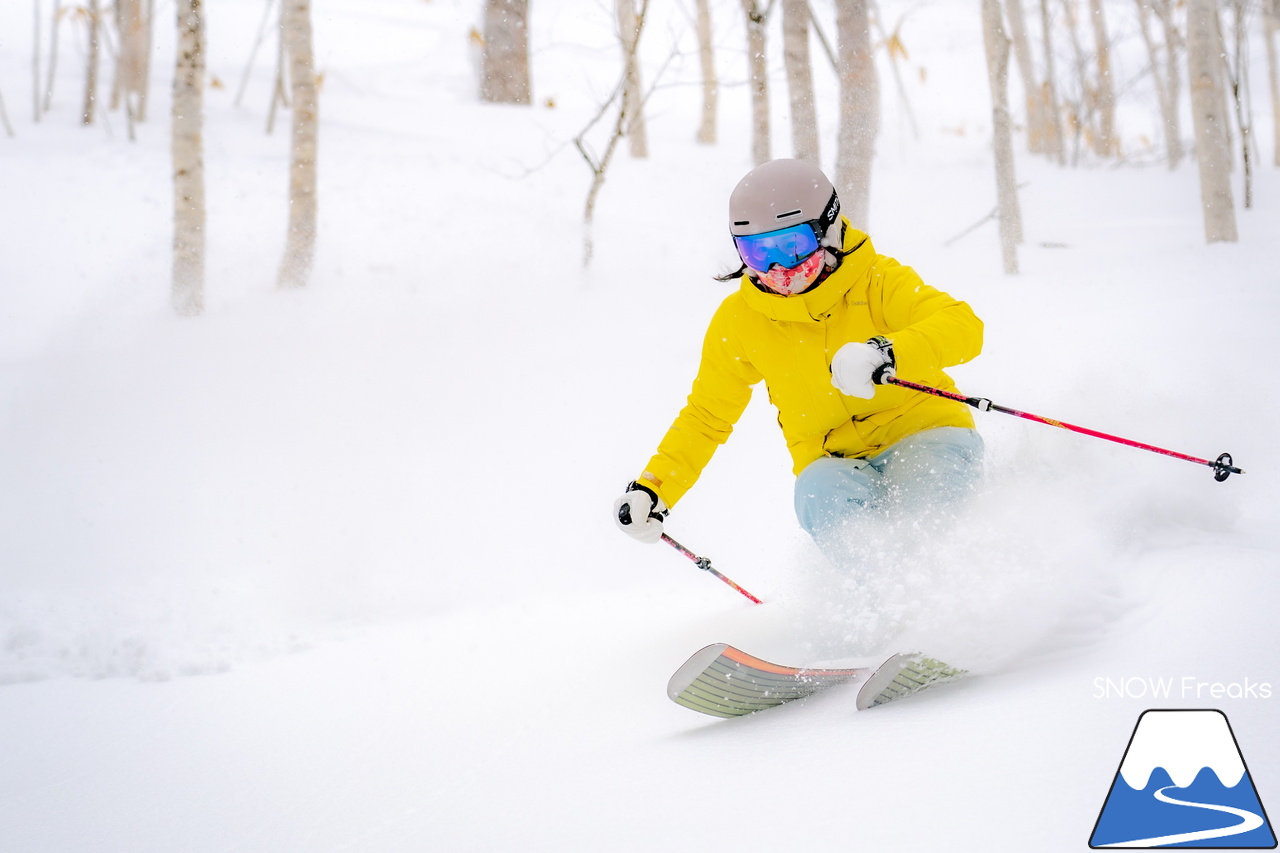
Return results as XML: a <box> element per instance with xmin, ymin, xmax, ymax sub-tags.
<box><xmin>1</xmin><ymin>0</ymin><xmax>1278</xmax><ymax>850</ymax></box>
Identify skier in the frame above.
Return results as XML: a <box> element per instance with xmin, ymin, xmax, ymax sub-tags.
<box><xmin>613</xmin><ymin>159</ymin><xmax>986</xmax><ymax>555</ymax></box>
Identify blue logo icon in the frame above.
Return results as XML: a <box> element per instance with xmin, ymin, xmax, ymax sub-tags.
<box><xmin>1090</xmin><ymin>709</ymin><xmax>1275</xmax><ymax>848</ymax></box>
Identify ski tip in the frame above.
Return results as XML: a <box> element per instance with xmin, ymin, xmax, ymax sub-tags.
<box><xmin>666</xmin><ymin>643</ymin><xmax>731</xmax><ymax>701</ymax></box>
<box><xmin>855</xmin><ymin>652</ymin><xmax>967</xmax><ymax>711</ymax></box>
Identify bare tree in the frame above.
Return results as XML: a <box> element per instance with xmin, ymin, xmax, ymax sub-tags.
<box><xmin>82</xmin><ymin>0</ymin><xmax>100</xmax><ymax>125</ymax></box>
<box><xmin>782</xmin><ymin>0</ymin><xmax>819</xmax><ymax>163</ymax></box>
<box><xmin>1187</xmin><ymin>0</ymin><xmax>1237</xmax><ymax>243</ymax></box>
<box><xmin>0</xmin><ymin>86</ymin><xmax>15</xmax><ymax>137</ymax></box>
<box><xmin>741</xmin><ymin>0</ymin><xmax>771</xmax><ymax>165</ymax></box>
<box><xmin>1003</xmin><ymin>0</ymin><xmax>1047</xmax><ymax>153</ymax></box>
<box><xmin>172</xmin><ymin>0</ymin><xmax>206</xmax><ymax>315</ymax></box>
<box><xmin>617</xmin><ymin>0</ymin><xmax>649</xmax><ymax>157</ymax></box>
<box><xmin>33</xmin><ymin>0</ymin><xmax>41</xmax><ymax>122</ymax></box>
<box><xmin>983</xmin><ymin>0</ymin><xmax>1022</xmax><ymax>273</ymax></box>
<box><xmin>43</xmin><ymin>0</ymin><xmax>63</xmax><ymax>113</ymax></box>
<box><xmin>1222</xmin><ymin>0</ymin><xmax>1257</xmax><ymax>208</ymax></box>
<box><xmin>1088</xmin><ymin>0</ymin><xmax>1117</xmax><ymax>156</ymax></box>
<box><xmin>267</xmin><ymin>3</ymin><xmax>289</xmax><ymax>135</ymax></box>
<box><xmin>835</xmin><ymin>0</ymin><xmax>877</xmax><ymax>228</ymax></box>
<box><xmin>869</xmin><ymin>2</ymin><xmax>920</xmax><ymax>141</ymax></box>
<box><xmin>694</xmin><ymin>0</ymin><xmax>718</xmax><ymax>144</ymax></box>
<box><xmin>479</xmin><ymin>0</ymin><xmax>531</xmax><ymax>105</ymax></box>
<box><xmin>577</xmin><ymin>0</ymin><xmax>652</xmax><ymax>266</ymax></box>
<box><xmin>1266</xmin><ymin>0</ymin><xmax>1280</xmax><ymax>166</ymax></box>
<box><xmin>1136</xmin><ymin>0</ymin><xmax>1183</xmax><ymax>168</ymax></box>
<box><xmin>112</xmin><ymin>0</ymin><xmax>152</xmax><ymax>125</ymax></box>
<box><xmin>1058</xmin><ymin>0</ymin><xmax>1093</xmax><ymax>162</ymax></box>
<box><xmin>278</xmin><ymin>0</ymin><xmax>319</xmax><ymax>289</ymax></box>
<box><xmin>1038</xmin><ymin>0</ymin><xmax>1066</xmax><ymax>163</ymax></box>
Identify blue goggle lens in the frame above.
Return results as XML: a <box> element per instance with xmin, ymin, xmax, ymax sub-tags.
<box><xmin>733</xmin><ymin>224</ymin><xmax>821</xmax><ymax>273</ymax></box>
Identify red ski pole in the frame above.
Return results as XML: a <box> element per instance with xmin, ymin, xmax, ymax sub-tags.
<box><xmin>886</xmin><ymin>376</ymin><xmax>1244</xmax><ymax>481</ymax></box>
<box><xmin>661</xmin><ymin>534</ymin><xmax>764</xmax><ymax>604</ymax></box>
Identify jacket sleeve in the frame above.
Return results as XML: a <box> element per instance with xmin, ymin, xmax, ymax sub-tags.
<box><xmin>638</xmin><ymin>302</ymin><xmax>762</xmax><ymax>508</ymax></box>
<box><xmin>870</xmin><ymin>259</ymin><xmax>983</xmax><ymax>379</ymax></box>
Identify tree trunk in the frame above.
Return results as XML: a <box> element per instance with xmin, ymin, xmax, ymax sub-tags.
<box><xmin>1150</xmin><ymin>0</ymin><xmax>1184</xmax><ymax>167</ymax></box>
<box><xmin>1037</xmin><ymin>0</ymin><xmax>1065</xmax><ymax>164</ymax></box>
<box><xmin>0</xmin><ymin>87</ymin><xmax>16</xmax><ymax>137</ymax></box>
<box><xmin>1088</xmin><ymin>0</ymin><xmax>1117</xmax><ymax>156</ymax></box>
<box><xmin>983</xmin><ymin>0</ymin><xmax>1022</xmax><ymax>274</ymax></box>
<box><xmin>1136</xmin><ymin>0</ymin><xmax>1182</xmax><ymax>169</ymax></box>
<box><xmin>617</xmin><ymin>0</ymin><xmax>649</xmax><ymax>157</ymax></box>
<box><xmin>1225</xmin><ymin>0</ymin><xmax>1253</xmax><ymax>209</ymax></box>
<box><xmin>741</xmin><ymin>0</ymin><xmax>770</xmax><ymax>165</ymax></box>
<box><xmin>278</xmin><ymin>0</ymin><xmax>319</xmax><ymax>289</ymax></box>
<box><xmin>43</xmin><ymin>0</ymin><xmax>62</xmax><ymax>113</ymax></box>
<box><xmin>834</xmin><ymin>0</ymin><xmax>877</xmax><ymax>229</ymax></box>
<box><xmin>33</xmin><ymin>0</ymin><xmax>41</xmax><ymax>122</ymax></box>
<box><xmin>1003</xmin><ymin>0</ymin><xmax>1044</xmax><ymax>153</ymax></box>
<box><xmin>782</xmin><ymin>0</ymin><xmax>819</xmax><ymax>164</ymax></box>
<box><xmin>479</xmin><ymin>0</ymin><xmax>531</xmax><ymax>105</ymax></box>
<box><xmin>172</xmin><ymin>0</ymin><xmax>206</xmax><ymax>316</ymax></box>
<box><xmin>694</xmin><ymin>0</ymin><xmax>717</xmax><ymax>144</ymax></box>
<box><xmin>113</xmin><ymin>0</ymin><xmax>151</xmax><ymax>123</ymax></box>
<box><xmin>1187</xmin><ymin>0</ymin><xmax>1237</xmax><ymax>243</ymax></box>
<box><xmin>1266</xmin><ymin>1</ymin><xmax>1280</xmax><ymax>167</ymax></box>
<box><xmin>1059</xmin><ymin>0</ymin><xmax>1091</xmax><ymax>163</ymax></box>
<box><xmin>82</xmin><ymin>0</ymin><xmax>99</xmax><ymax>125</ymax></box>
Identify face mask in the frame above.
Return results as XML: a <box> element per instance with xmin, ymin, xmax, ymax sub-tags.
<box><xmin>756</xmin><ymin>249</ymin><xmax>825</xmax><ymax>296</ymax></box>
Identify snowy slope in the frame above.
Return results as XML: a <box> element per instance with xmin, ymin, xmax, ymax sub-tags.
<box><xmin>1</xmin><ymin>0</ymin><xmax>1278</xmax><ymax>850</ymax></box>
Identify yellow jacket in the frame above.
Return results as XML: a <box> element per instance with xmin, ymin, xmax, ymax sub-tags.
<box><xmin>639</xmin><ymin>224</ymin><xmax>983</xmax><ymax>507</ymax></box>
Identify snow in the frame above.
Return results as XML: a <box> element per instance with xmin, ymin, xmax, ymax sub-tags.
<box><xmin>1</xmin><ymin>0</ymin><xmax>1278</xmax><ymax>849</ymax></box>
<box><xmin>1120</xmin><ymin>711</ymin><xmax>1246</xmax><ymax>790</ymax></box>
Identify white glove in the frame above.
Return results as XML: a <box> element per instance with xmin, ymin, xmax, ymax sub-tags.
<box><xmin>831</xmin><ymin>336</ymin><xmax>896</xmax><ymax>398</ymax></box>
<box><xmin>614</xmin><ymin>482</ymin><xmax>667</xmax><ymax>544</ymax></box>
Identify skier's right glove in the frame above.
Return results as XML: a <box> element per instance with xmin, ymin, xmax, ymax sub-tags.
<box><xmin>831</xmin><ymin>336</ymin><xmax>896</xmax><ymax>399</ymax></box>
<box><xmin>614</xmin><ymin>481</ymin><xmax>668</xmax><ymax>544</ymax></box>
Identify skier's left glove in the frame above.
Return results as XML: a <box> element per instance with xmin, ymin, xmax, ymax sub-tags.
<box><xmin>614</xmin><ymin>482</ymin><xmax>668</xmax><ymax>544</ymax></box>
<box><xmin>831</xmin><ymin>336</ymin><xmax>896</xmax><ymax>399</ymax></box>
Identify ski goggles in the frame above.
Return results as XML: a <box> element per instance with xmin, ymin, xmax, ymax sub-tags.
<box><xmin>733</xmin><ymin>223</ymin><xmax>822</xmax><ymax>273</ymax></box>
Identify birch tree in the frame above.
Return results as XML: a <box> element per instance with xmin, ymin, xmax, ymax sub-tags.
<box><xmin>33</xmin><ymin>0</ymin><xmax>41</xmax><ymax>122</ymax></box>
<box><xmin>43</xmin><ymin>0</ymin><xmax>63</xmax><ymax>113</ymax></box>
<box><xmin>741</xmin><ymin>0</ymin><xmax>770</xmax><ymax>165</ymax></box>
<box><xmin>983</xmin><ymin>0</ymin><xmax>1022</xmax><ymax>274</ymax></box>
<box><xmin>834</xmin><ymin>0</ymin><xmax>877</xmax><ymax>228</ymax></box>
<box><xmin>1003</xmin><ymin>0</ymin><xmax>1047</xmax><ymax>153</ymax></box>
<box><xmin>1187</xmin><ymin>0</ymin><xmax>1237</xmax><ymax>242</ymax></box>
<box><xmin>1223</xmin><ymin>0</ymin><xmax>1254</xmax><ymax>208</ymax></box>
<box><xmin>782</xmin><ymin>0</ymin><xmax>819</xmax><ymax>164</ymax></box>
<box><xmin>479</xmin><ymin>0</ymin><xmax>531</xmax><ymax>105</ymax></box>
<box><xmin>694</xmin><ymin>0</ymin><xmax>717</xmax><ymax>144</ymax></box>
<box><xmin>82</xmin><ymin>0</ymin><xmax>100</xmax><ymax>125</ymax></box>
<box><xmin>278</xmin><ymin>0</ymin><xmax>319</xmax><ymax>289</ymax></box>
<box><xmin>1088</xmin><ymin>0</ymin><xmax>1117</xmax><ymax>156</ymax></box>
<box><xmin>1136</xmin><ymin>0</ymin><xmax>1183</xmax><ymax>168</ymax></box>
<box><xmin>617</xmin><ymin>0</ymin><xmax>649</xmax><ymax>157</ymax></box>
<box><xmin>172</xmin><ymin>0</ymin><xmax>206</xmax><ymax>316</ymax></box>
<box><xmin>1266</xmin><ymin>0</ymin><xmax>1280</xmax><ymax>166</ymax></box>
<box><xmin>1038</xmin><ymin>0</ymin><xmax>1066</xmax><ymax>164</ymax></box>
<box><xmin>0</xmin><ymin>87</ymin><xmax>15</xmax><ymax>137</ymax></box>
<box><xmin>112</xmin><ymin>0</ymin><xmax>152</xmax><ymax>124</ymax></box>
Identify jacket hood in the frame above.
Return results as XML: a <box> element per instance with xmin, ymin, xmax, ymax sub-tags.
<box><xmin>738</xmin><ymin>220</ymin><xmax>874</xmax><ymax>323</ymax></box>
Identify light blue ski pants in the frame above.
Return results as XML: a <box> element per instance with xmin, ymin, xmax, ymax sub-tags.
<box><xmin>794</xmin><ymin>427</ymin><xmax>985</xmax><ymax>538</ymax></box>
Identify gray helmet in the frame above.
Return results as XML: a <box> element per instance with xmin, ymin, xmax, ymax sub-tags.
<box><xmin>728</xmin><ymin>159</ymin><xmax>842</xmax><ymax>249</ymax></box>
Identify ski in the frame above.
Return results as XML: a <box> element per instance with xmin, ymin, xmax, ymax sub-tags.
<box><xmin>853</xmin><ymin>651</ymin><xmax>967</xmax><ymax>711</ymax></box>
<box><xmin>667</xmin><ymin>644</ymin><xmax>966</xmax><ymax>718</ymax></box>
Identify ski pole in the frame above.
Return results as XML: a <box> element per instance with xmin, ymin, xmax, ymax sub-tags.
<box><xmin>886</xmin><ymin>376</ymin><xmax>1244</xmax><ymax>481</ymax></box>
<box><xmin>661</xmin><ymin>534</ymin><xmax>764</xmax><ymax>604</ymax></box>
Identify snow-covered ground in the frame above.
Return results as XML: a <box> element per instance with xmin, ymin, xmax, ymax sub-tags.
<box><xmin>1</xmin><ymin>1</ymin><xmax>1277</xmax><ymax>849</ymax></box>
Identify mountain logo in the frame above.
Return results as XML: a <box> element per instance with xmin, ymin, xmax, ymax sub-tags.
<box><xmin>1090</xmin><ymin>709</ymin><xmax>1276</xmax><ymax>848</ymax></box>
